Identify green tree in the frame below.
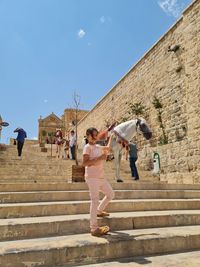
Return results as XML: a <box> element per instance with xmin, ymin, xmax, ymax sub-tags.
<box><xmin>128</xmin><ymin>102</ymin><xmax>145</xmax><ymax>116</ymax></box>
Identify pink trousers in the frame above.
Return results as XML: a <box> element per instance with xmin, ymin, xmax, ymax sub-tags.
<box><xmin>86</xmin><ymin>178</ymin><xmax>115</xmax><ymax>231</ymax></box>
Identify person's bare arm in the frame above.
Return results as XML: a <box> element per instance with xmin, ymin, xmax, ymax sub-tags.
<box><xmin>108</xmin><ymin>133</ymin><xmax>115</xmax><ymax>151</ymax></box>
<box><xmin>82</xmin><ymin>154</ymin><xmax>107</xmax><ymax>167</ymax></box>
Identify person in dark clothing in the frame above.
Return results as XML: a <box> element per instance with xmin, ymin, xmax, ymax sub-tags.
<box><xmin>69</xmin><ymin>130</ymin><xmax>76</xmax><ymax>160</ymax></box>
<box><xmin>126</xmin><ymin>142</ymin><xmax>139</xmax><ymax>180</ymax></box>
<box><xmin>14</xmin><ymin>128</ymin><xmax>27</xmax><ymax>157</ymax></box>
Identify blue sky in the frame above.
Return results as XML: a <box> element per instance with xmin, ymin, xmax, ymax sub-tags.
<box><xmin>0</xmin><ymin>0</ymin><xmax>192</xmax><ymax>143</ymax></box>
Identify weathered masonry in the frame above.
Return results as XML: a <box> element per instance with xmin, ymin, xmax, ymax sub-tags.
<box><xmin>77</xmin><ymin>0</ymin><xmax>200</xmax><ymax>183</ymax></box>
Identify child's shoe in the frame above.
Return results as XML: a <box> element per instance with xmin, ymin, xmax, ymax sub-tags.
<box><xmin>91</xmin><ymin>226</ymin><xmax>110</xmax><ymax>236</ymax></box>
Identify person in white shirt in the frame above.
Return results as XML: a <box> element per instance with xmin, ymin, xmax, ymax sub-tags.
<box><xmin>69</xmin><ymin>130</ymin><xmax>76</xmax><ymax>160</ymax></box>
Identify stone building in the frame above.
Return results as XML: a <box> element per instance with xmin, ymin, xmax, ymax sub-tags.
<box><xmin>77</xmin><ymin>0</ymin><xmax>200</xmax><ymax>183</ymax></box>
<box><xmin>62</xmin><ymin>108</ymin><xmax>88</xmax><ymax>133</ymax></box>
<box><xmin>38</xmin><ymin>109</ymin><xmax>88</xmax><ymax>144</ymax></box>
<box><xmin>38</xmin><ymin>113</ymin><xmax>64</xmax><ymax>144</ymax></box>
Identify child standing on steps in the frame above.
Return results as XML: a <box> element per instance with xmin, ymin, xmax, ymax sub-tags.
<box><xmin>82</xmin><ymin>127</ymin><xmax>115</xmax><ymax>237</ymax></box>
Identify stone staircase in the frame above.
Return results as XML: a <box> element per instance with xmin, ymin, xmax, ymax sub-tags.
<box><xmin>80</xmin><ymin>251</ymin><xmax>200</xmax><ymax>267</ymax></box>
<box><xmin>0</xmin><ymin>145</ymin><xmax>73</xmax><ymax>183</ymax></box>
<box><xmin>103</xmin><ymin>160</ymin><xmax>159</xmax><ymax>183</ymax></box>
<box><xmin>0</xmin><ymin>144</ymin><xmax>157</xmax><ymax>183</ymax></box>
<box><xmin>1</xmin><ymin>182</ymin><xmax>200</xmax><ymax>266</ymax></box>
<box><xmin>1</xmin><ymin>143</ymin><xmax>200</xmax><ymax>266</ymax></box>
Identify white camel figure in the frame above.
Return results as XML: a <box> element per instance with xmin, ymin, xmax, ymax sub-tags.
<box><xmin>110</xmin><ymin>118</ymin><xmax>152</xmax><ymax>182</ymax></box>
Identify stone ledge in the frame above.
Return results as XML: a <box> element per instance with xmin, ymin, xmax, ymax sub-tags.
<box><xmin>1</xmin><ymin>226</ymin><xmax>200</xmax><ymax>266</ymax></box>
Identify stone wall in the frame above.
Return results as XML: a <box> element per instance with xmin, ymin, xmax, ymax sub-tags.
<box><xmin>38</xmin><ymin>113</ymin><xmax>64</xmax><ymax>144</ymax></box>
<box><xmin>77</xmin><ymin>0</ymin><xmax>200</xmax><ymax>183</ymax></box>
<box><xmin>62</xmin><ymin>109</ymin><xmax>88</xmax><ymax>133</ymax></box>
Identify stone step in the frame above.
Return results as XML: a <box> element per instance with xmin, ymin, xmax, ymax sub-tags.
<box><xmin>0</xmin><ymin>175</ymin><xmax>70</xmax><ymax>182</ymax></box>
<box><xmin>0</xmin><ymin>150</ymin><xmax>52</xmax><ymax>156</ymax></box>
<box><xmin>0</xmin><ymin>176</ymin><xmax>157</xmax><ymax>187</ymax></box>
<box><xmin>78</xmin><ymin>250</ymin><xmax>200</xmax><ymax>267</ymax></box>
<box><xmin>0</xmin><ymin>174</ymin><xmax>70</xmax><ymax>180</ymax></box>
<box><xmin>4</xmin><ymin>150</ymin><xmax>59</xmax><ymax>156</ymax></box>
<box><xmin>0</xmin><ymin>158</ymin><xmax>121</xmax><ymax>168</ymax></box>
<box><xmin>0</xmin><ymin>177</ymin><xmax>132</xmax><ymax>184</ymax></box>
<box><xmin>0</xmin><ymin>173</ymin><xmax>70</xmax><ymax>179</ymax></box>
<box><xmin>1</xmin><ymin>199</ymin><xmax>200</xmax><ymax>218</ymax></box>
<box><xmin>0</xmin><ymin>155</ymin><xmax>66</xmax><ymax>161</ymax></box>
<box><xmin>0</xmin><ymin>170</ymin><xmax>70</xmax><ymax>176</ymax></box>
<box><xmin>0</xmin><ymin>163</ymin><xmax>71</xmax><ymax>169</ymax></box>
<box><xmin>0</xmin><ymin>182</ymin><xmax>200</xmax><ymax>192</ymax></box>
<box><xmin>0</xmin><ymin>154</ymin><xmax>73</xmax><ymax>162</ymax></box>
<box><xmin>0</xmin><ymin>163</ymin><xmax>68</xmax><ymax>169</ymax></box>
<box><xmin>0</xmin><ymin>175</ymin><xmax>133</xmax><ymax>184</ymax></box>
<box><xmin>1</xmin><ymin>210</ymin><xmax>200</xmax><ymax>241</ymax></box>
<box><xmin>1</xmin><ymin>225</ymin><xmax>200</xmax><ymax>266</ymax></box>
<box><xmin>1</xmin><ymin>190</ymin><xmax>200</xmax><ymax>203</ymax></box>
<box><xmin>0</xmin><ymin>170</ymin><xmax>71</xmax><ymax>177</ymax></box>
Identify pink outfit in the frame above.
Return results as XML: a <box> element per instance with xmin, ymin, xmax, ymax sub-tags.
<box><xmin>83</xmin><ymin>144</ymin><xmax>115</xmax><ymax>231</ymax></box>
<box><xmin>83</xmin><ymin>144</ymin><xmax>104</xmax><ymax>179</ymax></box>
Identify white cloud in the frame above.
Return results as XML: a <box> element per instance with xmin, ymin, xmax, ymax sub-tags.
<box><xmin>77</xmin><ymin>29</ymin><xmax>86</xmax><ymax>38</ymax></box>
<box><xmin>158</xmin><ymin>0</ymin><xmax>185</xmax><ymax>18</ymax></box>
<box><xmin>100</xmin><ymin>16</ymin><xmax>106</xmax><ymax>23</ymax></box>
<box><xmin>100</xmin><ymin>16</ymin><xmax>112</xmax><ymax>24</ymax></box>
<box><xmin>32</xmin><ymin>137</ymin><xmax>38</xmax><ymax>140</ymax></box>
